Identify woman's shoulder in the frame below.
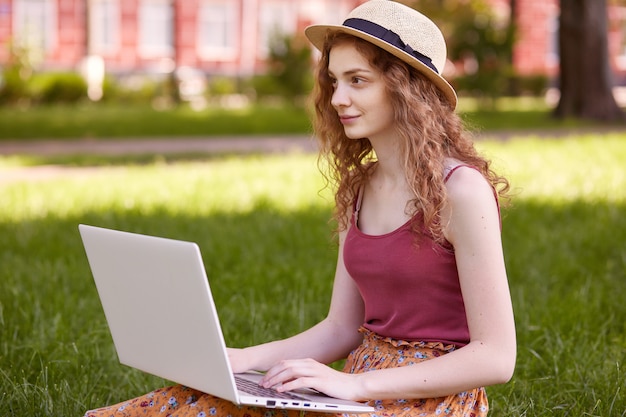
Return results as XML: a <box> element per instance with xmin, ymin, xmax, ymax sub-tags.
<box><xmin>443</xmin><ymin>160</ymin><xmax>493</xmax><ymax>204</ymax></box>
<box><xmin>444</xmin><ymin>158</ymin><xmax>476</xmax><ymax>181</ymax></box>
<box><xmin>441</xmin><ymin>161</ymin><xmax>501</xmax><ymax>242</ymax></box>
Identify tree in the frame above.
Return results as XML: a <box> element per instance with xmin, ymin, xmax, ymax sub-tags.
<box><xmin>554</xmin><ymin>0</ymin><xmax>624</xmax><ymax>121</ymax></box>
<box><xmin>409</xmin><ymin>0</ymin><xmax>515</xmax><ymax>106</ymax></box>
<box><xmin>267</xmin><ymin>31</ymin><xmax>312</xmax><ymax>102</ymax></box>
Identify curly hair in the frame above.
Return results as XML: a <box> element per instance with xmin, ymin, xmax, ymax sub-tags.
<box><xmin>312</xmin><ymin>32</ymin><xmax>509</xmax><ymax>243</ymax></box>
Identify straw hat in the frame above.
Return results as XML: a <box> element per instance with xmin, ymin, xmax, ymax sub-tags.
<box><xmin>305</xmin><ymin>0</ymin><xmax>457</xmax><ymax>109</ymax></box>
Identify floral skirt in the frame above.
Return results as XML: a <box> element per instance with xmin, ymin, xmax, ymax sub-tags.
<box><xmin>84</xmin><ymin>329</ymin><xmax>488</xmax><ymax>417</ymax></box>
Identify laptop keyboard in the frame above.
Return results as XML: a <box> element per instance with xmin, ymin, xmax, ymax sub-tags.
<box><xmin>235</xmin><ymin>376</ymin><xmax>304</xmax><ymax>400</ymax></box>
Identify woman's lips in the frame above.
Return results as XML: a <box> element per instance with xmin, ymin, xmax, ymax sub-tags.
<box><xmin>339</xmin><ymin>115</ymin><xmax>359</xmax><ymax>124</ymax></box>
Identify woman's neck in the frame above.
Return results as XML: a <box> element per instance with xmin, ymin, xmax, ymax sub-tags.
<box><xmin>369</xmin><ymin>135</ymin><xmax>406</xmax><ymax>184</ymax></box>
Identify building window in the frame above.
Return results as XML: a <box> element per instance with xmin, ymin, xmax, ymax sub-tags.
<box><xmin>90</xmin><ymin>0</ymin><xmax>120</xmax><ymax>54</ymax></box>
<box><xmin>546</xmin><ymin>14</ymin><xmax>559</xmax><ymax>67</ymax></box>
<box><xmin>13</xmin><ymin>0</ymin><xmax>56</xmax><ymax>63</ymax></box>
<box><xmin>258</xmin><ymin>1</ymin><xmax>296</xmax><ymax>58</ymax></box>
<box><xmin>138</xmin><ymin>0</ymin><xmax>174</xmax><ymax>57</ymax></box>
<box><xmin>197</xmin><ymin>1</ymin><xmax>238</xmax><ymax>60</ymax></box>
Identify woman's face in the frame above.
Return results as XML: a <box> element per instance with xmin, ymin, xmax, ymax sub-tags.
<box><xmin>328</xmin><ymin>42</ymin><xmax>396</xmax><ymax>142</ymax></box>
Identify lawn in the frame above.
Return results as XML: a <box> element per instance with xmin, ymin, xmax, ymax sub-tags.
<box><xmin>0</xmin><ymin>133</ymin><xmax>625</xmax><ymax>416</ymax></box>
<box><xmin>0</xmin><ymin>103</ymin><xmax>314</xmax><ymax>140</ymax></box>
<box><xmin>0</xmin><ymin>97</ymin><xmax>615</xmax><ymax>141</ymax></box>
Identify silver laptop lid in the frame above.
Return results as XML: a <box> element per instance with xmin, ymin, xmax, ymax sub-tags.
<box><xmin>79</xmin><ymin>224</ymin><xmax>240</xmax><ymax>403</ymax></box>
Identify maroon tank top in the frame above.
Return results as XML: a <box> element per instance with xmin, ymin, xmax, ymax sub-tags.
<box><xmin>343</xmin><ymin>166</ymin><xmax>475</xmax><ymax>347</ymax></box>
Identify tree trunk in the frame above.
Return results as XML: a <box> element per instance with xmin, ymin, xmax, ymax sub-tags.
<box><xmin>509</xmin><ymin>0</ymin><xmax>517</xmax><ymax>28</ymax></box>
<box><xmin>169</xmin><ymin>0</ymin><xmax>181</xmax><ymax>105</ymax></box>
<box><xmin>554</xmin><ymin>0</ymin><xmax>624</xmax><ymax>121</ymax></box>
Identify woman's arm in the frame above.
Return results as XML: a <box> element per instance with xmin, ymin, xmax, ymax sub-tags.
<box><xmin>261</xmin><ymin>167</ymin><xmax>516</xmax><ymax>401</ymax></box>
<box><xmin>228</xmin><ymin>229</ymin><xmax>365</xmax><ymax>373</ymax></box>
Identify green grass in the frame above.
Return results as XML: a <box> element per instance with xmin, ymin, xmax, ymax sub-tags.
<box><xmin>0</xmin><ymin>103</ymin><xmax>313</xmax><ymax>140</ymax></box>
<box><xmin>1</xmin><ymin>135</ymin><xmax>625</xmax><ymax>416</ymax></box>
<box><xmin>0</xmin><ymin>97</ymin><xmax>619</xmax><ymax>141</ymax></box>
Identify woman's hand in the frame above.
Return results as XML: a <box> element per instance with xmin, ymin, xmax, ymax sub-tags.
<box><xmin>259</xmin><ymin>358</ymin><xmax>366</xmax><ymax>402</ymax></box>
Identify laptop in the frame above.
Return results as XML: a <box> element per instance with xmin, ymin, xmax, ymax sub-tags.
<box><xmin>78</xmin><ymin>224</ymin><xmax>374</xmax><ymax>413</ymax></box>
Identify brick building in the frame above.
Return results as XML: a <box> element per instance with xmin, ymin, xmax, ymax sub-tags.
<box><xmin>0</xmin><ymin>0</ymin><xmax>364</xmax><ymax>76</ymax></box>
<box><xmin>0</xmin><ymin>0</ymin><xmax>625</xmax><ymax>88</ymax></box>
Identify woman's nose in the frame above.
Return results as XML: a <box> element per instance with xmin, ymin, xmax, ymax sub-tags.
<box><xmin>331</xmin><ymin>83</ymin><xmax>350</xmax><ymax>108</ymax></box>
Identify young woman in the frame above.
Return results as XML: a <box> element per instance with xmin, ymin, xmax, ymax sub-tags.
<box><xmin>84</xmin><ymin>1</ymin><xmax>516</xmax><ymax>416</ymax></box>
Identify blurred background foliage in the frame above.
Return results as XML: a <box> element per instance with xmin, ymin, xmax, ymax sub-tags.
<box><xmin>0</xmin><ymin>0</ymin><xmax>549</xmax><ymax>110</ymax></box>
<box><xmin>412</xmin><ymin>0</ymin><xmax>543</xmax><ymax>104</ymax></box>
